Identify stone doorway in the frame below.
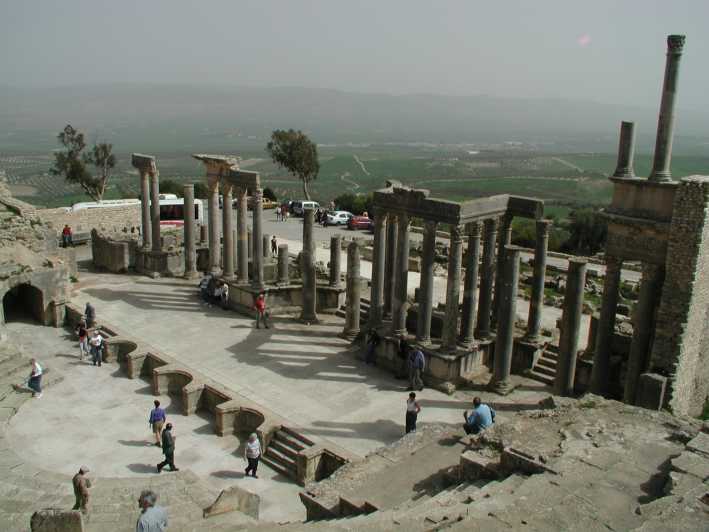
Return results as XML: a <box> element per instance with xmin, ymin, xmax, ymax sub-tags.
<box><xmin>2</xmin><ymin>283</ymin><xmax>45</xmax><ymax>323</ymax></box>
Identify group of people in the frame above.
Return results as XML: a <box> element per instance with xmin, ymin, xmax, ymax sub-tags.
<box><xmin>149</xmin><ymin>400</ymin><xmax>179</xmax><ymax>473</ymax></box>
<box><xmin>75</xmin><ymin>302</ymin><xmax>104</xmax><ymax>366</ymax></box>
<box><xmin>275</xmin><ymin>205</ymin><xmax>290</xmax><ymax>222</ymax></box>
<box><xmin>199</xmin><ymin>275</ymin><xmax>229</xmax><ymax>308</ymax></box>
<box><xmin>403</xmin><ymin>393</ymin><xmax>496</xmax><ymax>437</ymax></box>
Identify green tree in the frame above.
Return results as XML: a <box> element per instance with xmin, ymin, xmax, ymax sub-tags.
<box><xmin>158</xmin><ymin>179</ymin><xmax>184</xmax><ymax>198</ymax></box>
<box><xmin>266</xmin><ymin>129</ymin><xmax>319</xmax><ymax>200</ymax></box>
<box><xmin>263</xmin><ymin>187</ymin><xmax>278</xmax><ymax>202</ymax></box>
<box><xmin>50</xmin><ymin>124</ymin><xmax>116</xmax><ymax>202</ymax></box>
<box><xmin>193</xmin><ymin>182</ymin><xmax>208</xmax><ymax>200</ymax></box>
<box><xmin>564</xmin><ymin>208</ymin><xmax>607</xmax><ymax>255</ymax></box>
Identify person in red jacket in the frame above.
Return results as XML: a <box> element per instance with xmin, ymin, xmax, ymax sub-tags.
<box><xmin>62</xmin><ymin>225</ymin><xmax>73</xmax><ymax>247</ymax></box>
<box><xmin>253</xmin><ymin>292</ymin><xmax>270</xmax><ymax>329</ymax></box>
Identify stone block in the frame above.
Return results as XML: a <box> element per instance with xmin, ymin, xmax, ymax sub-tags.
<box><xmin>671</xmin><ymin>450</ymin><xmax>709</xmax><ymax>480</ymax></box>
<box><xmin>203</xmin><ymin>485</ymin><xmax>260</xmax><ymax>520</ymax></box>
<box><xmin>635</xmin><ymin>373</ymin><xmax>666</xmax><ymax>410</ymax></box>
<box><xmin>459</xmin><ymin>450</ymin><xmax>498</xmax><ymax>481</ymax></box>
<box><xmin>30</xmin><ymin>509</ymin><xmax>84</xmax><ymax>532</ymax></box>
<box><xmin>686</xmin><ymin>432</ymin><xmax>709</xmax><ymax>458</ymax></box>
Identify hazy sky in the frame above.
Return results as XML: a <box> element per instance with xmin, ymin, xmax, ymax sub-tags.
<box><xmin>2</xmin><ymin>0</ymin><xmax>708</xmax><ymax>110</ymax></box>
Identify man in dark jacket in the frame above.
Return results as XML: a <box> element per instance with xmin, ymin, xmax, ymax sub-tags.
<box><xmin>85</xmin><ymin>302</ymin><xmax>96</xmax><ymax>328</ymax></box>
<box><xmin>157</xmin><ymin>423</ymin><xmax>179</xmax><ymax>473</ymax></box>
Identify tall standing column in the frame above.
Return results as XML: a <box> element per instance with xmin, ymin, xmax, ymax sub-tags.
<box><xmin>139</xmin><ymin>171</ymin><xmax>151</xmax><ymax>250</ymax></box>
<box><xmin>343</xmin><ymin>242</ymin><xmax>361</xmax><ymax>340</ymax></box>
<box><xmin>524</xmin><ymin>220</ymin><xmax>552</xmax><ymax>342</ymax></box>
<box><xmin>489</xmin><ymin>245</ymin><xmax>520</xmax><ymax>395</ymax></box>
<box><xmin>149</xmin><ymin>171</ymin><xmax>161</xmax><ymax>253</ymax></box>
<box><xmin>236</xmin><ymin>188</ymin><xmax>249</xmax><ymax>284</ymax></box>
<box><xmin>460</xmin><ymin>222</ymin><xmax>482</xmax><ymax>347</ymax></box>
<box><xmin>207</xmin><ymin>179</ymin><xmax>221</xmax><ymax>274</ymax></box>
<box><xmin>475</xmin><ymin>218</ymin><xmax>499</xmax><ymax>339</ymax></box>
<box><xmin>416</xmin><ymin>220</ymin><xmax>437</xmax><ymax>345</ymax></box>
<box><xmin>251</xmin><ymin>188</ymin><xmax>264</xmax><ymax>290</ymax></box>
<box><xmin>590</xmin><ymin>256</ymin><xmax>623</xmax><ymax>396</ymax></box>
<box><xmin>221</xmin><ymin>183</ymin><xmax>235</xmax><ymax>279</ymax></box>
<box><xmin>555</xmin><ymin>258</ymin><xmax>588</xmax><ymax>396</ymax></box>
<box><xmin>441</xmin><ymin>224</ymin><xmax>464</xmax><ymax>352</ymax></box>
<box><xmin>183</xmin><ymin>184</ymin><xmax>197</xmax><ymax>278</ymax></box>
<box><xmin>624</xmin><ymin>264</ymin><xmax>664</xmax><ymax>404</ymax></box>
<box><xmin>232</xmin><ymin>229</ymin><xmax>238</xmax><ymax>272</ymax></box>
<box><xmin>491</xmin><ymin>214</ymin><xmax>513</xmax><ymax>327</ymax></box>
<box><xmin>277</xmin><ymin>244</ymin><xmax>289</xmax><ymax>285</ymax></box>
<box><xmin>329</xmin><ymin>235</ymin><xmax>342</xmax><ymax>288</ymax></box>
<box><xmin>300</xmin><ymin>208</ymin><xmax>317</xmax><ymax>322</ymax></box>
<box><xmin>613</xmin><ymin>121</ymin><xmax>636</xmax><ymax>178</ymax></box>
<box><xmin>262</xmin><ymin>234</ymin><xmax>270</xmax><ymax>259</ymax></box>
<box><xmin>368</xmin><ymin>211</ymin><xmax>386</xmax><ymax>328</ymax></box>
<box><xmin>649</xmin><ymin>35</ymin><xmax>686</xmax><ymax>182</ymax></box>
<box><xmin>391</xmin><ymin>214</ymin><xmax>410</xmax><ymax>336</ymax></box>
<box><xmin>383</xmin><ymin>214</ymin><xmax>398</xmax><ymax>318</ymax></box>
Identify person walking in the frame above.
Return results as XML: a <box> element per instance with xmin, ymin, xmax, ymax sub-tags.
<box><xmin>407</xmin><ymin>347</ymin><xmax>425</xmax><ymax>391</ymax></box>
<box><xmin>221</xmin><ymin>282</ymin><xmax>229</xmax><ymax>309</ymax></box>
<box><xmin>271</xmin><ymin>235</ymin><xmax>277</xmax><ymax>257</ymax></box>
<box><xmin>136</xmin><ymin>490</ymin><xmax>168</xmax><ymax>532</ymax></box>
<box><xmin>76</xmin><ymin>319</ymin><xmax>88</xmax><ymax>361</ymax></box>
<box><xmin>90</xmin><ymin>330</ymin><xmax>103</xmax><ymax>367</ymax></box>
<box><xmin>275</xmin><ymin>206</ymin><xmax>281</xmax><ymax>222</ymax></box>
<box><xmin>405</xmin><ymin>392</ymin><xmax>421</xmax><ymax>434</ymax></box>
<box><xmin>72</xmin><ymin>466</ymin><xmax>92</xmax><ymax>514</ymax></box>
<box><xmin>244</xmin><ymin>433</ymin><xmax>262</xmax><ymax>478</ymax></box>
<box><xmin>253</xmin><ymin>292</ymin><xmax>270</xmax><ymax>329</ymax></box>
<box><xmin>85</xmin><ymin>302</ymin><xmax>96</xmax><ymax>328</ymax></box>
<box><xmin>62</xmin><ymin>224</ymin><xmax>73</xmax><ymax>248</ymax></box>
<box><xmin>463</xmin><ymin>397</ymin><xmax>496</xmax><ymax>436</ymax></box>
<box><xmin>365</xmin><ymin>329</ymin><xmax>380</xmax><ymax>365</ymax></box>
<box><xmin>157</xmin><ymin>423</ymin><xmax>178</xmax><ymax>473</ymax></box>
<box><xmin>28</xmin><ymin>358</ymin><xmax>42</xmax><ymax>398</ymax></box>
<box><xmin>148</xmin><ymin>400</ymin><xmax>166</xmax><ymax>447</ymax></box>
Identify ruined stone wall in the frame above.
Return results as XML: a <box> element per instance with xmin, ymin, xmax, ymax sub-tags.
<box><xmin>91</xmin><ymin>230</ymin><xmax>139</xmax><ymax>273</ymax></box>
<box><xmin>37</xmin><ymin>204</ymin><xmax>142</xmax><ymax>235</ymax></box>
<box><xmin>650</xmin><ymin>176</ymin><xmax>709</xmax><ymax>416</ymax></box>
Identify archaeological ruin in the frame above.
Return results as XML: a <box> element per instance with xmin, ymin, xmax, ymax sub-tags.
<box><xmin>0</xmin><ymin>34</ymin><xmax>707</xmax><ymax>532</ymax></box>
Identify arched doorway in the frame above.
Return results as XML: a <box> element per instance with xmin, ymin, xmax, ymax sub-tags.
<box><xmin>2</xmin><ymin>283</ymin><xmax>45</xmax><ymax>323</ymax></box>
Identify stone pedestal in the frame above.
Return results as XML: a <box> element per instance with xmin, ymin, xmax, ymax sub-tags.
<box><xmin>554</xmin><ymin>258</ymin><xmax>587</xmax><ymax>396</ymax></box>
<box><xmin>300</xmin><ymin>208</ymin><xmax>318</xmax><ymax>323</ymax></box>
<box><xmin>489</xmin><ymin>245</ymin><xmax>520</xmax><ymax>395</ymax></box>
<box><xmin>475</xmin><ymin>218</ymin><xmax>498</xmax><ymax>339</ymax></box>
<box><xmin>343</xmin><ymin>242</ymin><xmax>361</xmax><ymax>340</ymax></box>
<box><xmin>277</xmin><ymin>244</ymin><xmax>289</xmax><ymax>285</ymax></box>
<box><xmin>221</xmin><ymin>184</ymin><xmax>235</xmax><ymax>279</ymax></box>
<box><xmin>391</xmin><ymin>214</ymin><xmax>410</xmax><ymax>336</ymax></box>
<box><xmin>183</xmin><ymin>184</ymin><xmax>198</xmax><ymax>278</ymax></box>
<box><xmin>416</xmin><ymin>220</ymin><xmax>437</xmax><ymax>344</ymax></box>
<box><xmin>460</xmin><ymin>222</ymin><xmax>481</xmax><ymax>347</ymax></box>
<box><xmin>524</xmin><ymin>220</ymin><xmax>551</xmax><ymax>342</ymax></box>
<box><xmin>329</xmin><ymin>235</ymin><xmax>342</xmax><ymax>288</ymax></box>
<box><xmin>236</xmin><ymin>188</ymin><xmax>249</xmax><ymax>284</ymax></box>
<box><xmin>441</xmin><ymin>225</ymin><xmax>464</xmax><ymax>352</ymax></box>
<box><xmin>590</xmin><ymin>256</ymin><xmax>622</xmax><ymax>396</ymax></box>
<box><xmin>383</xmin><ymin>214</ymin><xmax>398</xmax><ymax>318</ymax></box>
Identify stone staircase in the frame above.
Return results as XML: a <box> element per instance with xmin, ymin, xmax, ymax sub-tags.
<box><xmin>335</xmin><ymin>297</ymin><xmax>370</xmax><ymax>324</ymax></box>
<box><xmin>527</xmin><ymin>348</ymin><xmax>557</xmax><ymax>386</ymax></box>
<box><xmin>261</xmin><ymin>426</ymin><xmax>315</xmax><ymax>480</ymax></box>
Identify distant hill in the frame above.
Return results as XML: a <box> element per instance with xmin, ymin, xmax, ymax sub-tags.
<box><xmin>1</xmin><ymin>84</ymin><xmax>708</xmax><ymax>154</ymax></box>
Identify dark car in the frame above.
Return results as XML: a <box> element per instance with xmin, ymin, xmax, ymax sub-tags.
<box><xmin>348</xmin><ymin>215</ymin><xmax>372</xmax><ymax>230</ymax></box>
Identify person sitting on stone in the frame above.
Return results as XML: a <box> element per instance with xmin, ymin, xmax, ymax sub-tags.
<box><xmin>72</xmin><ymin>466</ymin><xmax>92</xmax><ymax>514</ymax></box>
<box><xmin>463</xmin><ymin>396</ymin><xmax>496</xmax><ymax>436</ymax></box>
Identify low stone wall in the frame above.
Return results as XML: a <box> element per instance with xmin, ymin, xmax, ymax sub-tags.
<box><xmin>91</xmin><ymin>230</ymin><xmax>138</xmax><ymax>273</ymax></box>
<box><xmin>37</xmin><ymin>204</ymin><xmax>142</xmax><ymax>236</ymax></box>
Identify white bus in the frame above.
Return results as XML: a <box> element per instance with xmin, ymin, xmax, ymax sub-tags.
<box><xmin>71</xmin><ymin>195</ymin><xmax>204</xmax><ymax>227</ymax></box>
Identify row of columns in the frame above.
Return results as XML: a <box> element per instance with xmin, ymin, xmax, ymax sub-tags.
<box><xmin>136</xmin><ymin>164</ymin><xmax>162</xmax><ymax>254</ymax></box>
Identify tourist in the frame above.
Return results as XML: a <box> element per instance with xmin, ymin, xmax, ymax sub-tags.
<box><xmin>85</xmin><ymin>302</ymin><xmax>96</xmax><ymax>328</ymax></box>
<box><xmin>271</xmin><ymin>235</ymin><xmax>277</xmax><ymax>257</ymax></box>
<box><xmin>284</xmin><ymin>209</ymin><xmax>290</xmax><ymax>222</ymax></box>
<box><xmin>275</xmin><ymin>206</ymin><xmax>281</xmax><ymax>222</ymax></box>
<box><xmin>148</xmin><ymin>400</ymin><xmax>166</xmax><ymax>447</ymax></box>
<box><xmin>199</xmin><ymin>275</ymin><xmax>211</xmax><ymax>302</ymax></box>
<box><xmin>244</xmin><ymin>432</ymin><xmax>262</xmax><ymax>478</ymax></box>
<box><xmin>90</xmin><ymin>330</ymin><xmax>103</xmax><ymax>367</ymax></box>
<box><xmin>405</xmin><ymin>392</ymin><xmax>421</xmax><ymax>434</ymax></box>
<box><xmin>76</xmin><ymin>318</ymin><xmax>88</xmax><ymax>361</ymax></box>
<box><xmin>253</xmin><ymin>292</ymin><xmax>270</xmax><ymax>329</ymax></box>
<box><xmin>407</xmin><ymin>347</ymin><xmax>425</xmax><ymax>391</ymax></box>
<box><xmin>365</xmin><ymin>328</ymin><xmax>380</xmax><ymax>365</ymax></box>
<box><xmin>213</xmin><ymin>281</ymin><xmax>223</xmax><ymax>303</ymax></box>
<box><xmin>62</xmin><ymin>224</ymin><xmax>73</xmax><ymax>248</ymax></box>
<box><xmin>136</xmin><ymin>490</ymin><xmax>168</xmax><ymax>532</ymax></box>
<box><xmin>72</xmin><ymin>466</ymin><xmax>92</xmax><ymax>514</ymax></box>
<box><xmin>396</xmin><ymin>337</ymin><xmax>409</xmax><ymax>379</ymax></box>
<box><xmin>157</xmin><ymin>423</ymin><xmax>178</xmax><ymax>473</ymax></box>
<box><xmin>463</xmin><ymin>397</ymin><xmax>496</xmax><ymax>435</ymax></box>
<box><xmin>27</xmin><ymin>358</ymin><xmax>42</xmax><ymax>398</ymax></box>
<box><xmin>221</xmin><ymin>282</ymin><xmax>229</xmax><ymax>309</ymax></box>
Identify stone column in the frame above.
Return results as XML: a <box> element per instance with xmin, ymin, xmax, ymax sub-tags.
<box><xmin>441</xmin><ymin>224</ymin><xmax>464</xmax><ymax>352</ymax></box>
<box><xmin>391</xmin><ymin>214</ymin><xmax>410</xmax><ymax>336</ymax></box>
<box><xmin>232</xmin><ymin>229</ymin><xmax>238</xmax><ymax>272</ymax></box>
<box><xmin>368</xmin><ymin>211</ymin><xmax>387</xmax><ymax>328</ymax></box>
<box><xmin>251</xmin><ymin>188</ymin><xmax>264</xmax><ymax>289</ymax></box>
<box><xmin>199</xmin><ymin>224</ymin><xmax>207</xmax><ymax>245</ymax></box>
<box><xmin>416</xmin><ymin>220</ymin><xmax>437</xmax><ymax>345</ymax></box>
<box><xmin>149</xmin><ymin>171</ymin><xmax>161</xmax><ymax>253</ymax></box>
<box><xmin>383</xmin><ymin>214</ymin><xmax>398</xmax><ymax>318</ymax></box>
<box><xmin>554</xmin><ymin>258</ymin><xmax>588</xmax><ymax>396</ymax></box>
<box><xmin>590</xmin><ymin>256</ymin><xmax>623</xmax><ymax>396</ymax></box>
<box><xmin>182</xmin><ymin>184</ymin><xmax>198</xmax><ymax>278</ymax></box>
<box><xmin>613</xmin><ymin>121</ymin><xmax>636</xmax><ymax>178</ymax></box>
<box><xmin>624</xmin><ymin>264</ymin><xmax>664</xmax><ymax>405</ymax></box>
<box><xmin>524</xmin><ymin>220</ymin><xmax>552</xmax><ymax>342</ymax></box>
<box><xmin>475</xmin><ymin>218</ymin><xmax>498</xmax><ymax>339</ymax></box>
<box><xmin>489</xmin><ymin>245</ymin><xmax>520</xmax><ymax>394</ymax></box>
<box><xmin>343</xmin><ymin>242</ymin><xmax>361</xmax><ymax>340</ymax></box>
<box><xmin>221</xmin><ymin>183</ymin><xmax>234</xmax><ymax>279</ymax></box>
<box><xmin>262</xmin><ymin>234</ymin><xmax>270</xmax><ymax>259</ymax></box>
<box><xmin>139</xmin><ymin>171</ymin><xmax>151</xmax><ymax>250</ymax></box>
<box><xmin>649</xmin><ymin>35</ymin><xmax>685</xmax><ymax>182</ymax></box>
<box><xmin>300</xmin><ymin>208</ymin><xmax>317</xmax><ymax>322</ymax></box>
<box><xmin>247</xmin><ymin>230</ymin><xmax>253</xmax><ymax>261</ymax></box>
<box><xmin>491</xmin><ymin>214</ymin><xmax>513</xmax><ymax>327</ymax></box>
<box><xmin>329</xmin><ymin>235</ymin><xmax>342</xmax><ymax>288</ymax></box>
<box><xmin>459</xmin><ymin>222</ymin><xmax>482</xmax><ymax>347</ymax></box>
<box><xmin>207</xmin><ymin>179</ymin><xmax>221</xmax><ymax>274</ymax></box>
<box><xmin>277</xmin><ymin>244</ymin><xmax>289</xmax><ymax>285</ymax></box>
<box><xmin>236</xmin><ymin>188</ymin><xmax>249</xmax><ymax>284</ymax></box>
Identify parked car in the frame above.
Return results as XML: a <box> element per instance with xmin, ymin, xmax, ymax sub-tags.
<box><xmin>348</xmin><ymin>215</ymin><xmax>373</xmax><ymax>230</ymax></box>
<box><xmin>246</xmin><ymin>197</ymin><xmax>278</xmax><ymax>210</ymax></box>
<box><xmin>292</xmin><ymin>200</ymin><xmax>320</xmax><ymax>216</ymax></box>
<box><xmin>325</xmin><ymin>211</ymin><xmax>353</xmax><ymax>226</ymax></box>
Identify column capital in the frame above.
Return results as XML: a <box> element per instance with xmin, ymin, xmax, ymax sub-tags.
<box><xmin>207</xmin><ymin>177</ymin><xmax>220</xmax><ymax>192</ymax></box>
<box><xmin>667</xmin><ymin>34</ymin><xmax>685</xmax><ymax>54</ymax></box>
<box><xmin>536</xmin><ymin>219</ymin><xmax>553</xmax><ymax>236</ymax></box>
<box><xmin>220</xmin><ymin>180</ymin><xmax>233</xmax><ymax>194</ymax></box>
<box><xmin>484</xmin><ymin>217</ymin><xmax>499</xmax><ymax>232</ymax></box>
<box><xmin>469</xmin><ymin>221</ymin><xmax>482</xmax><ymax>237</ymax></box>
<box><xmin>450</xmin><ymin>223</ymin><xmax>464</xmax><ymax>242</ymax></box>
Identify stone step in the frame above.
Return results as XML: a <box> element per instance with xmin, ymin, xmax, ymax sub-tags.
<box><xmin>265</xmin><ymin>446</ymin><xmax>297</xmax><ymax>472</ymax></box>
<box><xmin>532</xmin><ymin>364</ymin><xmax>556</xmax><ymax>378</ymax></box>
<box><xmin>280</xmin><ymin>426</ymin><xmax>315</xmax><ymax>447</ymax></box>
<box><xmin>260</xmin><ymin>454</ymin><xmax>295</xmax><ymax>479</ymax></box>
<box><xmin>527</xmin><ymin>369</ymin><xmax>554</xmax><ymax>386</ymax></box>
<box><xmin>541</xmin><ymin>350</ymin><xmax>558</xmax><ymax>361</ymax></box>
<box><xmin>536</xmin><ymin>357</ymin><xmax>557</xmax><ymax>370</ymax></box>
<box><xmin>273</xmin><ymin>430</ymin><xmax>307</xmax><ymax>452</ymax></box>
<box><xmin>269</xmin><ymin>439</ymin><xmax>299</xmax><ymax>460</ymax></box>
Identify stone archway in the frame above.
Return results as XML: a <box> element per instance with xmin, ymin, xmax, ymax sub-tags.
<box><xmin>2</xmin><ymin>283</ymin><xmax>45</xmax><ymax>324</ymax></box>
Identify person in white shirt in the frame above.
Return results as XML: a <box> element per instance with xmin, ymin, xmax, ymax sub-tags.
<box><xmin>90</xmin><ymin>330</ymin><xmax>103</xmax><ymax>367</ymax></box>
<box><xmin>28</xmin><ymin>358</ymin><xmax>43</xmax><ymax>398</ymax></box>
<box><xmin>244</xmin><ymin>433</ymin><xmax>262</xmax><ymax>478</ymax></box>
<box><xmin>220</xmin><ymin>283</ymin><xmax>229</xmax><ymax>309</ymax></box>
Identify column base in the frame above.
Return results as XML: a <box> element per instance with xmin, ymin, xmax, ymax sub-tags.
<box><xmin>391</xmin><ymin>328</ymin><xmax>406</xmax><ymax>337</ymax></box>
<box><xmin>184</xmin><ymin>270</ymin><xmax>200</xmax><ymax>280</ymax></box>
<box><xmin>521</xmin><ymin>333</ymin><xmax>542</xmax><ymax>344</ymax></box>
<box><xmin>457</xmin><ymin>338</ymin><xmax>478</xmax><ymax>350</ymax></box>
<box><xmin>299</xmin><ymin>315</ymin><xmax>320</xmax><ymax>325</ymax></box>
<box><xmin>341</xmin><ymin>328</ymin><xmax>360</xmax><ymax>341</ymax></box>
<box><xmin>488</xmin><ymin>377</ymin><xmax>516</xmax><ymax>395</ymax></box>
